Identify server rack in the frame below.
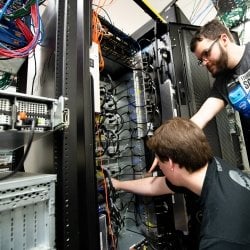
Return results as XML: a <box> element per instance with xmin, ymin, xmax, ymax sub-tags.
<box><xmin>0</xmin><ymin>0</ymin><xmax>99</xmax><ymax>249</ymax></box>
<box><xmin>53</xmin><ymin>1</ymin><xmax>99</xmax><ymax>249</ymax></box>
<box><xmin>53</xmin><ymin>4</ymin><xmax>248</xmax><ymax>250</ymax></box>
<box><xmin>129</xmin><ymin>17</ymin><xmax>248</xmax><ymax>250</ymax></box>
<box><xmin>1</xmin><ymin>2</ymin><xmax>248</xmax><ymax>250</ymax></box>
<box><xmin>1</xmin><ymin>0</ymin><xmax>99</xmax><ymax>249</ymax></box>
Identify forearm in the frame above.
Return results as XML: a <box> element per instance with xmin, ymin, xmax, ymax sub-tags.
<box><xmin>190</xmin><ymin>112</ymin><xmax>209</xmax><ymax>129</ymax></box>
<box><xmin>191</xmin><ymin>97</ymin><xmax>225</xmax><ymax>129</ymax></box>
<box><xmin>112</xmin><ymin>176</ymin><xmax>173</xmax><ymax>196</ymax></box>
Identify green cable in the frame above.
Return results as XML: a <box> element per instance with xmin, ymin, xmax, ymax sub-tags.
<box><xmin>0</xmin><ymin>72</ymin><xmax>13</xmax><ymax>89</ymax></box>
<box><xmin>217</xmin><ymin>0</ymin><xmax>247</xmax><ymax>28</ymax></box>
<box><xmin>4</xmin><ymin>0</ymin><xmax>46</xmax><ymax>20</ymax></box>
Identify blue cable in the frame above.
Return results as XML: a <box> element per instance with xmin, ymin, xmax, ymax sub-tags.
<box><xmin>0</xmin><ymin>0</ymin><xmax>14</xmax><ymax>22</ymax></box>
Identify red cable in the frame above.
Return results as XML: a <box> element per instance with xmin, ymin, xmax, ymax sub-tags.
<box><xmin>0</xmin><ymin>4</ymin><xmax>39</xmax><ymax>57</ymax></box>
<box><xmin>15</xmin><ymin>18</ymin><xmax>33</xmax><ymax>43</ymax></box>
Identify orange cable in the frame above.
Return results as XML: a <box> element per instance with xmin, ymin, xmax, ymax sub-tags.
<box><xmin>96</xmin><ymin>116</ymin><xmax>117</xmax><ymax>249</ymax></box>
<box><xmin>92</xmin><ymin>10</ymin><xmax>105</xmax><ymax>71</ymax></box>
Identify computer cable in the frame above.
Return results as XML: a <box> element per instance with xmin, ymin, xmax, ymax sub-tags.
<box><xmin>0</xmin><ymin>118</ymin><xmax>35</xmax><ymax>181</ymax></box>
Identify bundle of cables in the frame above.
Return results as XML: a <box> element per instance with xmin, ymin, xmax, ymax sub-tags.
<box><xmin>92</xmin><ymin>10</ymin><xmax>105</xmax><ymax>71</ymax></box>
<box><xmin>0</xmin><ymin>0</ymin><xmax>44</xmax><ymax>58</ymax></box>
<box><xmin>212</xmin><ymin>0</ymin><xmax>247</xmax><ymax>28</ymax></box>
<box><xmin>0</xmin><ymin>71</ymin><xmax>14</xmax><ymax>89</ymax></box>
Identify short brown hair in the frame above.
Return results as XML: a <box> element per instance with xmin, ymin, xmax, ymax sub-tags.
<box><xmin>147</xmin><ymin>117</ymin><xmax>213</xmax><ymax>173</ymax></box>
<box><xmin>190</xmin><ymin>18</ymin><xmax>235</xmax><ymax>52</ymax></box>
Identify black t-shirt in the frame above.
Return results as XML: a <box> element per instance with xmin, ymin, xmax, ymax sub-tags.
<box><xmin>164</xmin><ymin>158</ymin><xmax>250</xmax><ymax>249</ymax></box>
<box><xmin>199</xmin><ymin>157</ymin><xmax>250</xmax><ymax>249</ymax></box>
<box><xmin>209</xmin><ymin>42</ymin><xmax>250</xmax><ymax>117</ymax></box>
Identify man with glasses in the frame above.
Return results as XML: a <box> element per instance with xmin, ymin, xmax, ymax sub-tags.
<box><xmin>189</xmin><ymin>18</ymin><xmax>250</xmax><ymax>129</ymax></box>
<box><xmin>150</xmin><ymin>18</ymin><xmax>250</xmax><ymax>172</ymax></box>
<box><xmin>184</xmin><ymin>19</ymin><xmax>250</xmax><ymax>249</ymax></box>
<box><xmin>188</xmin><ymin>18</ymin><xmax>250</xmax><ymax>169</ymax></box>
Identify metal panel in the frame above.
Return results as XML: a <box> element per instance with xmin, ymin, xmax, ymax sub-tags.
<box><xmin>54</xmin><ymin>0</ymin><xmax>80</xmax><ymax>249</ymax></box>
<box><xmin>178</xmin><ymin>25</ymin><xmax>223</xmax><ymax>157</ymax></box>
<box><xmin>0</xmin><ymin>172</ymin><xmax>56</xmax><ymax>250</ymax></box>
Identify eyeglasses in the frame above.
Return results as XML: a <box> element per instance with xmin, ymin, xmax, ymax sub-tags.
<box><xmin>197</xmin><ymin>36</ymin><xmax>220</xmax><ymax>66</ymax></box>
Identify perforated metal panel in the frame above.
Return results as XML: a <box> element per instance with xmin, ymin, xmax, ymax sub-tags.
<box><xmin>0</xmin><ymin>172</ymin><xmax>56</xmax><ymax>250</ymax></box>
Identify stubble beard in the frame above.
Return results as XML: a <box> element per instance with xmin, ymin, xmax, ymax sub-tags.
<box><xmin>211</xmin><ymin>43</ymin><xmax>228</xmax><ymax>77</ymax></box>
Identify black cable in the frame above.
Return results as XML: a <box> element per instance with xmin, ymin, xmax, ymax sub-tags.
<box><xmin>31</xmin><ymin>52</ymin><xmax>37</xmax><ymax>95</ymax></box>
<box><xmin>102</xmin><ymin>112</ymin><xmax>124</xmax><ymax>133</ymax></box>
<box><xmin>101</xmin><ymin>93</ymin><xmax>117</xmax><ymax>111</ymax></box>
<box><xmin>115</xmin><ymin>95</ymin><xmax>130</xmax><ymax>103</ymax></box>
<box><xmin>0</xmin><ymin>119</ymin><xmax>35</xmax><ymax>181</ymax></box>
<box><xmin>0</xmin><ymin>56</ymin><xmax>11</xmax><ymax>60</ymax></box>
<box><xmin>114</xmin><ymin>87</ymin><xmax>130</xmax><ymax>96</ymax></box>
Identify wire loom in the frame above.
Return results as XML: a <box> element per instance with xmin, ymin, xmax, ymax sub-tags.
<box><xmin>96</xmin><ymin>14</ymin><xmax>140</xmax><ymax>70</ymax></box>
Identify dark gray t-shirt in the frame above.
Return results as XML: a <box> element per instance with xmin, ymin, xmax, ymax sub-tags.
<box><xmin>199</xmin><ymin>157</ymin><xmax>250</xmax><ymax>249</ymax></box>
<box><xmin>165</xmin><ymin>157</ymin><xmax>250</xmax><ymax>249</ymax></box>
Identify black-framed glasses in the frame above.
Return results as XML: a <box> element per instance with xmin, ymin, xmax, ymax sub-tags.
<box><xmin>197</xmin><ymin>36</ymin><xmax>220</xmax><ymax>66</ymax></box>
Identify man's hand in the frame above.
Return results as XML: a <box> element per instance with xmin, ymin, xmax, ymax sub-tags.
<box><xmin>148</xmin><ymin>157</ymin><xmax>159</xmax><ymax>173</ymax></box>
<box><xmin>111</xmin><ymin>177</ymin><xmax>120</xmax><ymax>190</ymax></box>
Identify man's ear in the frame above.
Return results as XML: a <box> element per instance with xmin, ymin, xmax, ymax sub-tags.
<box><xmin>220</xmin><ymin>33</ymin><xmax>229</xmax><ymax>46</ymax></box>
<box><xmin>169</xmin><ymin>158</ymin><xmax>174</xmax><ymax>171</ymax></box>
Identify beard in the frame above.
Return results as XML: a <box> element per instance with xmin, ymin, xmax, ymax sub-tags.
<box><xmin>211</xmin><ymin>43</ymin><xmax>228</xmax><ymax>77</ymax></box>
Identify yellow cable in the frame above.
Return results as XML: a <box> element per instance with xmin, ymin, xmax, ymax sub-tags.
<box><xmin>141</xmin><ymin>0</ymin><xmax>167</xmax><ymax>23</ymax></box>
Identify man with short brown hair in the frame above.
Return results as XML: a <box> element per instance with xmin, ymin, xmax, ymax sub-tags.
<box><xmin>112</xmin><ymin>117</ymin><xmax>250</xmax><ymax>249</ymax></box>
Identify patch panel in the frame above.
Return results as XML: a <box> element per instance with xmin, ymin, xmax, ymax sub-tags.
<box><xmin>0</xmin><ymin>90</ymin><xmax>69</xmax><ymax>150</ymax></box>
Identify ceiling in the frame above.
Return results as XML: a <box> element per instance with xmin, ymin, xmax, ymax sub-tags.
<box><xmin>93</xmin><ymin>0</ymin><xmax>217</xmax><ymax>36</ymax></box>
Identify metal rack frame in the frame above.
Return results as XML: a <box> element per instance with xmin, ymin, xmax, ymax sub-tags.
<box><xmin>54</xmin><ymin>1</ymin><xmax>99</xmax><ymax>249</ymax></box>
